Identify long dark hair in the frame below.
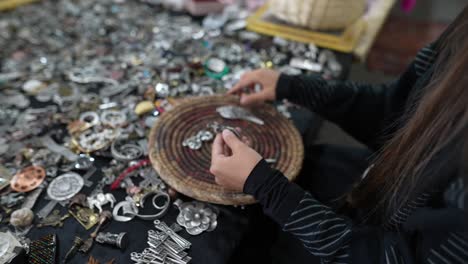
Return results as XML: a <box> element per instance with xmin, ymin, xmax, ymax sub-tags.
<box><xmin>347</xmin><ymin>6</ymin><xmax>468</xmax><ymax>224</ymax></box>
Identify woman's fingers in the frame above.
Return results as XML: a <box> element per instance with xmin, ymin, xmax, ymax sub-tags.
<box><xmin>212</xmin><ymin>134</ymin><xmax>225</xmax><ymax>159</ymax></box>
<box><xmin>228</xmin><ymin>72</ymin><xmax>256</xmax><ymax>94</ymax></box>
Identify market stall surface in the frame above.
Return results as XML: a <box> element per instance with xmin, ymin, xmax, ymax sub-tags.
<box><xmin>0</xmin><ymin>0</ymin><xmax>351</xmax><ymax>263</ymax></box>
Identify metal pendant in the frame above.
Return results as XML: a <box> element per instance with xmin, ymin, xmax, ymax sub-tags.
<box><xmin>182</xmin><ymin>130</ymin><xmax>213</xmax><ymax>150</ymax></box>
<box><xmin>10</xmin><ymin>166</ymin><xmax>46</xmax><ymax>193</ymax></box>
<box><xmin>37</xmin><ymin>210</ymin><xmax>70</xmax><ymax>228</ymax></box>
<box><xmin>68</xmin><ymin>206</ymin><xmax>99</xmax><ymax>230</ymax></box>
<box><xmin>174</xmin><ymin>199</ymin><xmax>218</xmax><ymax>235</ymax></box>
<box><xmin>47</xmin><ymin>172</ymin><xmax>84</xmax><ymax>201</ymax></box>
<box><xmin>216</xmin><ymin>105</ymin><xmax>264</xmax><ymax>125</ymax></box>
<box><xmin>96</xmin><ymin>232</ymin><xmax>128</xmax><ymax>250</ymax></box>
<box><xmin>87</xmin><ymin>193</ymin><xmax>116</xmax><ymax>213</ymax></box>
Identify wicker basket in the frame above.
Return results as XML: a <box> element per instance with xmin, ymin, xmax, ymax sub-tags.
<box><xmin>269</xmin><ymin>0</ymin><xmax>367</xmax><ymax>31</ymax></box>
<box><xmin>148</xmin><ymin>95</ymin><xmax>304</xmax><ymax>205</ymax></box>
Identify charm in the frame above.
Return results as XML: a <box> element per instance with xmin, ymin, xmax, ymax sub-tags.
<box><xmin>112</xmin><ymin>192</ymin><xmax>170</xmax><ymax>222</ymax></box>
<box><xmin>69</xmin><ymin>195</ymin><xmax>99</xmax><ymax>230</ymax></box>
<box><xmin>69</xmin><ymin>193</ymin><xmax>89</xmax><ymax>208</ymax></box>
<box><xmin>204</xmin><ymin>57</ymin><xmax>229</xmax><ymax>79</ymax></box>
<box><xmin>153</xmin><ymin>220</ymin><xmax>191</xmax><ymax>249</ymax></box>
<box><xmin>21</xmin><ymin>182</ymin><xmax>47</xmax><ymax>210</ymax></box>
<box><xmin>155</xmin><ymin>83</ymin><xmax>170</xmax><ymax>98</ymax></box>
<box><xmin>10</xmin><ymin>165</ymin><xmax>46</xmax><ymax>193</ymax></box>
<box><xmin>69</xmin><ymin>206</ymin><xmax>99</xmax><ymax>230</ymax></box>
<box><xmin>112</xmin><ymin>197</ymin><xmax>138</xmax><ymax>222</ymax></box>
<box><xmin>96</xmin><ymin>232</ymin><xmax>129</xmax><ymax>250</ymax></box>
<box><xmin>87</xmin><ymin>193</ymin><xmax>116</xmax><ymax>213</ymax></box>
<box><xmin>132</xmin><ymin>221</ymin><xmax>191</xmax><ymax>264</ymax></box>
<box><xmin>182</xmin><ymin>136</ymin><xmax>202</xmax><ymax>150</ymax></box>
<box><xmin>91</xmin><ymin>210</ymin><xmax>112</xmax><ymax>238</ymax></box>
<box><xmin>182</xmin><ymin>130</ymin><xmax>213</xmax><ymax>150</ymax></box>
<box><xmin>79</xmin><ymin>111</ymin><xmax>100</xmax><ymax>127</ymax></box>
<box><xmin>47</xmin><ymin>172</ymin><xmax>84</xmax><ymax>201</ymax></box>
<box><xmin>207</xmin><ymin>121</ymin><xmax>241</xmax><ymax>138</ymax></box>
<box><xmin>111</xmin><ymin>139</ymin><xmax>144</xmax><ymax>161</ymax></box>
<box><xmin>38</xmin><ymin>172</ymin><xmax>85</xmax><ymax>219</ymax></box>
<box><xmin>216</xmin><ymin>105</ymin><xmax>264</xmax><ymax>125</ymax></box>
<box><xmin>174</xmin><ymin>199</ymin><xmax>218</xmax><ymax>235</ymax></box>
<box><xmin>63</xmin><ymin>236</ymin><xmax>83</xmax><ymax>263</ymax></box>
<box><xmin>196</xmin><ymin>130</ymin><xmax>214</xmax><ymax>141</ymax></box>
<box><xmin>37</xmin><ymin>210</ymin><xmax>70</xmax><ymax>228</ymax></box>
<box><xmin>79</xmin><ymin>211</ymin><xmax>112</xmax><ymax>253</ymax></box>
<box><xmin>100</xmin><ymin>110</ymin><xmax>127</xmax><ymax>128</ymax></box>
<box><xmin>10</xmin><ymin>208</ymin><xmax>34</xmax><ymax>228</ymax></box>
<box><xmin>74</xmin><ymin>127</ymin><xmax>119</xmax><ymax>153</ymax></box>
<box><xmin>0</xmin><ymin>193</ymin><xmax>25</xmax><ymax>208</ymax></box>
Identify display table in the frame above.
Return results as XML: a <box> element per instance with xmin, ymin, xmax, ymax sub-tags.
<box><xmin>0</xmin><ymin>1</ymin><xmax>352</xmax><ymax>263</ymax></box>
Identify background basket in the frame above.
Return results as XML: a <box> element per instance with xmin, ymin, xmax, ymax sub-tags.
<box><xmin>268</xmin><ymin>0</ymin><xmax>367</xmax><ymax>31</ymax></box>
<box><xmin>148</xmin><ymin>95</ymin><xmax>304</xmax><ymax>205</ymax></box>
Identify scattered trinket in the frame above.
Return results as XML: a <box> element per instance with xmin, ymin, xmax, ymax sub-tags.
<box><xmin>174</xmin><ymin>199</ymin><xmax>218</xmax><ymax>235</ymax></box>
<box><xmin>96</xmin><ymin>232</ymin><xmax>129</xmax><ymax>250</ymax></box>
<box><xmin>216</xmin><ymin>105</ymin><xmax>264</xmax><ymax>125</ymax></box>
<box><xmin>10</xmin><ymin>166</ymin><xmax>46</xmax><ymax>193</ymax></box>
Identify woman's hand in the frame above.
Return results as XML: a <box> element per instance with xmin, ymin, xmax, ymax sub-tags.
<box><xmin>210</xmin><ymin>130</ymin><xmax>262</xmax><ymax>192</ymax></box>
<box><xmin>228</xmin><ymin>69</ymin><xmax>280</xmax><ymax>106</ymax></box>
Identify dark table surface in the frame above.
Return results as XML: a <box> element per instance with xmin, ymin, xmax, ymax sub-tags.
<box><xmin>4</xmin><ymin>47</ymin><xmax>353</xmax><ymax>264</ymax></box>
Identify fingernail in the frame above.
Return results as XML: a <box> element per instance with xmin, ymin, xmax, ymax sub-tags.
<box><xmin>222</xmin><ymin>129</ymin><xmax>233</xmax><ymax>137</ymax></box>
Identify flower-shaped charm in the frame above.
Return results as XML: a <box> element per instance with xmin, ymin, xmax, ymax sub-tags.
<box><xmin>174</xmin><ymin>200</ymin><xmax>218</xmax><ymax>235</ymax></box>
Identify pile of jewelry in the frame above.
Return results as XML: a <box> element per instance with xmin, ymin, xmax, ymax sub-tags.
<box><xmin>0</xmin><ymin>0</ymin><xmax>344</xmax><ymax>262</ymax></box>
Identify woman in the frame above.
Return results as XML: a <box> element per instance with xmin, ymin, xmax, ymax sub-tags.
<box><xmin>210</xmin><ymin>6</ymin><xmax>468</xmax><ymax>264</ymax></box>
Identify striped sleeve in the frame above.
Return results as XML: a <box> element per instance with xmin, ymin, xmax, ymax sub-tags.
<box><xmin>426</xmin><ymin>232</ymin><xmax>468</xmax><ymax>264</ymax></box>
<box><xmin>275</xmin><ymin>44</ymin><xmax>437</xmax><ymax>150</ymax></box>
<box><xmin>275</xmin><ymin>72</ymin><xmax>414</xmax><ymax>150</ymax></box>
<box><xmin>283</xmin><ymin>193</ymin><xmax>352</xmax><ymax>262</ymax></box>
<box><xmin>244</xmin><ymin>160</ymin><xmax>468</xmax><ymax>263</ymax></box>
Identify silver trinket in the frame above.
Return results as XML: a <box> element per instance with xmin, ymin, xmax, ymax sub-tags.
<box><xmin>87</xmin><ymin>193</ymin><xmax>116</xmax><ymax>213</ymax></box>
<box><xmin>174</xmin><ymin>199</ymin><xmax>218</xmax><ymax>235</ymax></box>
<box><xmin>182</xmin><ymin>130</ymin><xmax>213</xmax><ymax>150</ymax></box>
<box><xmin>216</xmin><ymin>105</ymin><xmax>264</xmax><ymax>125</ymax></box>
<box><xmin>47</xmin><ymin>172</ymin><xmax>84</xmax><ymax>201</ymax></box>
<box><xmin>96</xmin><ymin>232</ymin><xmax>128</xmax><ymax>249</ymax></box>
<box><xmin>100</xmin><ymin>110</ymin><xmax>127</xmax><ymax>128</ymax></box>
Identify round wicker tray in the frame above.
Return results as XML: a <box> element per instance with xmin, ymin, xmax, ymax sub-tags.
<box><xmin>148</xmin><ymin>95</ymin><xmax>304</xmax><ymax>205</ymax></box>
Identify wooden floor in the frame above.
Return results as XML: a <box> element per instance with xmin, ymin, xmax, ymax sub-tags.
<box><xmin>366</xmin><ymin>16</ymin><xmax>447</xmax><ymax>75</ymax></box>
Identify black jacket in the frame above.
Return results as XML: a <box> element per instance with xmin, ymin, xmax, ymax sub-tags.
<box><xmin>244</xmin><ymin>43</ymin><xmax>468</xmax><ymax>264</ymax></box>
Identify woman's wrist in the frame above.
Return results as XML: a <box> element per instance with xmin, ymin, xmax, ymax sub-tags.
<box><xmin>243</xmin><ymin>159</ymin><xmax>276</xmax><ymax>196</ymax></box>
<box><xmin>243</xmin><ymin>159</ymin><xmax>306</xmax><ymax>226</ymax></box>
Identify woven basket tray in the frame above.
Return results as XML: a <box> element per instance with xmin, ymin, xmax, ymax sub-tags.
<box><xmin>269</xmin><ymin>0</ymin><xmax>367</xmax><ymax>31</ymax></box>
<box><xmin>148</xmin><ymin>95</ymin><xmax>304</xmax><ymax>205</ymax></box>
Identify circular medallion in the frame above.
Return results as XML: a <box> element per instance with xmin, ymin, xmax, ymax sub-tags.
<box><xmin>10</xmin><ymin>166</ymin><xmax>46</xmax><ymax>193</ymax></box>
<box><xmin>47</xmin><ymin>172</ymin><xmax>84</xmax><ymax>201</ymax></box>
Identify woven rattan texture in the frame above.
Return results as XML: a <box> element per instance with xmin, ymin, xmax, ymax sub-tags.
<box><xmin>269</xmin><ymin>0</ymin><xmax>366</xmax><ymax>30</ymax></box>
<box><xmin>148</xmin><ymin>95</ymin><xmax>304</xmax><ymax>205</ymax></box>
